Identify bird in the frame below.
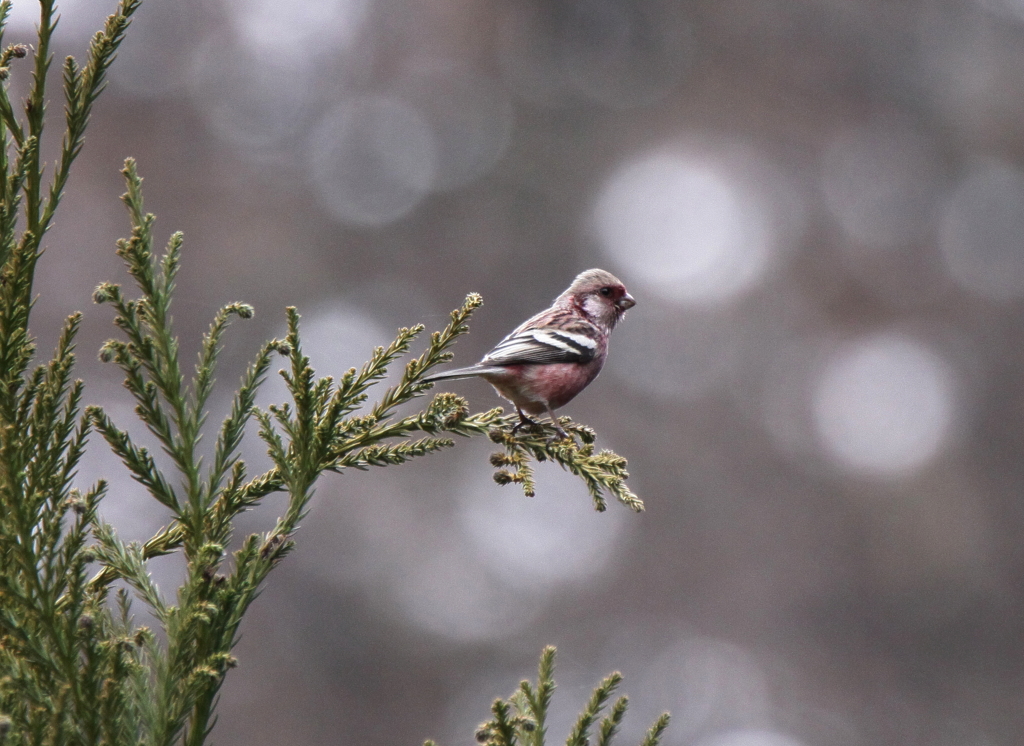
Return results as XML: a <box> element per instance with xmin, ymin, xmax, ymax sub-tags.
<box><xmin>423</xmin><ymin>268</ymin><xmax>636</xmax><ymax>437</ymax></box>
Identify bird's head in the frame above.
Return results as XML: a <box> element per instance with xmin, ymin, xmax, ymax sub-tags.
<box><xmin>564</xmin><ymin>268</ymin><xmax>636</xmax><ymax>329</ymax></box>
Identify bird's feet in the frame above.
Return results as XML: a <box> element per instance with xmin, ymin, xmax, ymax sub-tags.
<box><xmin>511</xmin><ymin>409</ymin><xmax>571</xmax><ymax>441</ymax></box>
<box><xmin>546</xmin><ymin>409</ymin><xmax>570</xmax><ymax>441</ymax></box>
<box><xmin>511</xmin><ymin>412</ymin><xmax>539</xmax><ymax>436</ymax></box>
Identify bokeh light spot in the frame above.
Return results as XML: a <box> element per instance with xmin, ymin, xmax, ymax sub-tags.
<box><xmin>696</xmin><ymin>729</ymin><xmax>807</xmax><ymax>746</ymax></box>
<box><xmin>226</xmin><ymin>0</ymin><xmax>369</xmax><ymax>55</ymax></box>
<box><xmin>813</xmin><ymin>334</ymin><xmax>955</xmax><ymax>477</ymax></box>
<box><xmin>594</xmin><ymin>151</ymin><xmax>776</xmax><ymax>306</ymax></box>
<box><xmin>939</xmin><ymin>160</ymin><xmax>1024</xmax><ymax>301</ymax></box>
<box><xmin>308</xmin><ymin>96</ymin><xmax>437</xmax><ymax>226</ymax></box>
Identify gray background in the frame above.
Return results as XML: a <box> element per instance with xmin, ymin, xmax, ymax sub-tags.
<box><xmin>12</xmin><ymin>0</ymin><xmax>1024</xmax><ymax>744</ymax></box>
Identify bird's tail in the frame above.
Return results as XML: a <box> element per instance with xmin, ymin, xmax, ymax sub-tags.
<box><xmin>422</xmin><ymin>365</ymin><xmax>503</xmax><ymax>383</ymax></box>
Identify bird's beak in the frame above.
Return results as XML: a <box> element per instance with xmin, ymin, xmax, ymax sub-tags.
<box><xmin>616</xmin><ymin>293</ymin><xmax>636</xmax><ymax>311</ymax></box>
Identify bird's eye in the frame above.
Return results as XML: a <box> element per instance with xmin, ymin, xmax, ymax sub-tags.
<box><xmin>599</xmin><ymin>287</ymin><xmax>612</xmax><ymax>297</ymax></box>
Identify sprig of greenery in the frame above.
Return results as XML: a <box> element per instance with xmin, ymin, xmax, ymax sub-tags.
<box><xmin>0</xmin><ymin>1</ymin><xmax>144</xmax><ymax>744</ymax></box>
<box><xmin>428</xmin><ymin>647</ymin><xmax>669</xmax><ymax>746</ymax></box>
<box><xmin>487</xmin><ymin>422</ymin><xmax>643</xmax><ymax>511</ymax></box>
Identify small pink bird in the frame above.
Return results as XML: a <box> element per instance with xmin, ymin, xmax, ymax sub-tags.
<box><xmin>424</xmin><ymin>268</ymin><xmax>636</xmax><ymax>436</ymax></box>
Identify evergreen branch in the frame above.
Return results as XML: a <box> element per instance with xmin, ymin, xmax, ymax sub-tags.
<box><xmin>27</xmin><ymin>316</ymin><xmax>85</xmax><ymax>514</ymax></box>
<box><xmin>639</xmin><ymin>714</ymin><xmax>671</xmax><ymax>746</ymax></box>
<box><xmin>115</xmin><ymin>224</ymin><xmax>196</xmax><ymax>494</ymax></box>
<box><xmin>595</xmin><ymin>697</ymin><xmax>628</xmax><ymax>746</ymax></box>
<box><xmin>205</xmin><ymin>339</ymin><xmax>274</xmax><ymax>528</ymax></box>
<box><xmin>255</xmin><ymin>410</ymin><xmax>289</xmax><ymax>481</ymax></box>
<box><xmin>489</xmin><ymin>699</ymin><xmax>519</xmax><ymax>746</ymax></box>
<box><xmin>103</xmin><ymin>161</ymin><xmax>222</xmax><ymax>549</ymax></box>
<box><xmin>0</xmin><ymin>4</ymin><xmax>241</xmax><ymax>745</ymax></box>
<box><xmin>113</xmin><ymin>167</ymin><xmax>188</xmax><ymax>435</ymax></box>
<box><xmin>101</xmin><ymin>338</ymin><xmax>181</xmax><ymax>463</ymax></box>
<box><xmin>451</xmin><ymin>648</ymin><xmax>666</xmax><ymax>746</ymax></box>
<box><xmin>0</xmin><ymin>40</ymin><xmax>27</xmax><ymax>70</ymax></box>
<box><xmin>194</xmin><ymin>303</ymin><xmax>255</xmax><ymax>427</ymax></box>
<box><xmin>531</xmin><ymin>645</ymin><xmax>556</xmax><ymax>745</ymax></box>
<box><xmin>86</xmin><ymin>405</ymin><xmax>180</xmax><ymax>512</ymax></box>
<box><xmin>0</xmin><ymin>5</ymin><xmax>27</xmax><ymax>145</ymax></box>
<box><xmin>487</xmin><ymin>421</ymin><xmax>643</xmax><ymax>512</ymax></box>
<box><xmin>52</xmin><ymin>480</ymin><xmax>104</xmax><ymax>610</ymax></box>
<box><xmin>367</xmin><ymin>293</ymin><xmax>483</xmax><ymax>423</ymax></box>
<box><xmin>22</xmin><ymin>0</ymin><xmax>56</xmax><ymax>238</ymax></box>
<box><xmin>95</xmin><ymin>289</ymin><xmax>182</xmax><ymax>458</ymax></box>
<box><xmin>323</xmin><ymin>400</ymin><xmax>502</xmax><ymax>469</ymax></box>
<box><xmin>566</xmin><ymin>672</ymin><xmax>622</xmax><ymax>746</ymax></box>
<box><xmin>331</xmin><ymin>436</ymin><xmax>455</xmax><ymax>470</ymax></box>
<box><xmin>91</xmin><ymin>521</ymin><xmax>168</xmax><ymax>619</ymax></box>
<box><xmin>325</xmin><ymin>323</ymin><xmax>425</xmax><ymax>428</ymax></box>
<box><xmin>87</xmin><ymin>522</ymin><xmax>187</xmax><ymax>592</ymax></box>
<box><xmin>0</xmin><ymin>231</ymin><xmax>39</xmax><ymax>410</ymax></box>
<box><xmin>233</xmin><ymin>466</ymin><xmax>285</xmax><ymax>505</ymax></box>
<box><xmin>0</xmin><ymin>135</ymin><xmax>36</xmax><ymax>270</ymax></box>
<box><xmin>44</xmin><ymin>0</ymin><xmax>141</xmax><ymax>235</ymax></box>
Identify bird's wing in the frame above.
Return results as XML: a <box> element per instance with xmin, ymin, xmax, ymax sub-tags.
<box><xmin>480</xmin><ymin>327</ymin><xmax>598</xmax><ymax>366</ymax></box>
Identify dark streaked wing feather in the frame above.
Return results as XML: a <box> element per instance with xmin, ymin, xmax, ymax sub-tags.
<box><xmin>481</xmin><ymin>327</ymin><xmax>598</xmax><ymax>366</ymax></box>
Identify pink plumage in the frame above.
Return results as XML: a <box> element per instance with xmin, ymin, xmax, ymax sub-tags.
<box><xmin>424</xmin><ymin>268</ymin><xmax>635</xmax><ymax>436</ymax></box>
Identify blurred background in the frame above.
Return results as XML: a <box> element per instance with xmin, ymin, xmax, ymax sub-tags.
<box><xmin>10</xmin><ymin>0</ymin><xmax>1024</xmax><ymax>743</ymax></box>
